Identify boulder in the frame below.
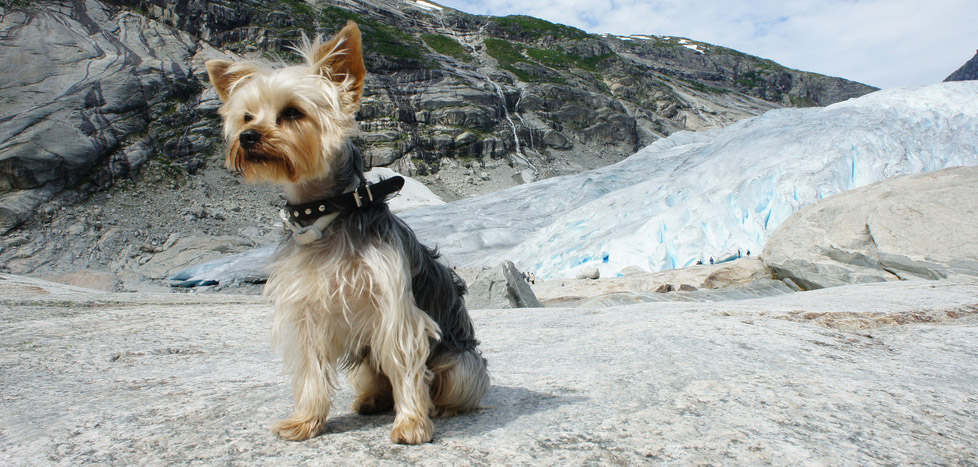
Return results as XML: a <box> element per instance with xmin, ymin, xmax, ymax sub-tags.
<box><xmin>575</xmin><ymin>266</ymin><xmax>600</xmax><ymax>280</ymax></box>
<box><xmin>701</xmin><ymin>258</ymin><xmax>771</xmax><ymax>289</ymax></box>
<box><xmin>511</xmin><ymin>169</ymin><xmax>535</xmax><ymax>185</ymax></box>
<box><xmin>763</xmin><ymin>166</ymin><xmax>978</xmax><ymax>290</ymax></box>
<box><xmin>466</xmin><ymin>261</ymin><xmax>544</xmax><ymax>309</ymax></box>
<box><xmin>139</xmin><ymin>235</ymin><xmax>257</xmax><ymax>282</ymax></box>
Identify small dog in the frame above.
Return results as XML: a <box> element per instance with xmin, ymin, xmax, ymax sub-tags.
<box><xmin>206</xmin><ymin>22</ymin><xmax>489</xmax><ymax>444</ymax></box>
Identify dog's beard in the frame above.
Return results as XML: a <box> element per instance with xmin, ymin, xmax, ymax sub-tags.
<box><xmin>228</xmin><ymin>140</ymin><xmax>297</xmax><ymax>182</ymax></box>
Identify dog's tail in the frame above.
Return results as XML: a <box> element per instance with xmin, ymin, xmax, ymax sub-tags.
<box><xmin>429</xmin><ymin>349</ymin><xmax>490</xmax><ymax>417</ymax></box>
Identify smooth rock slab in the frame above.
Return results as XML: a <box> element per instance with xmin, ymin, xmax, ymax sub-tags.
<box><xmin>764</xmin><ymin>166</ymin><xmax>978</xmax><ymax>290</ymax></box>
<box><xmin>1</xmin><ymin>274</ymin><xmax>977</xmax><ymax>464</ymax></box>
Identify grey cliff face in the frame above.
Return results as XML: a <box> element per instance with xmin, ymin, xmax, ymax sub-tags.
<box><xmin>0</xmin><ymin>1</ymin><xmax>225</xmax><ymax>233</ymax></box>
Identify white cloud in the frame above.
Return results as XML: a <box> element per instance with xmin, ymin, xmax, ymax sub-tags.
<box><xmin>435</xmin><ymin>0</ymin><xmax>978</xmax><ymax>88</ymax></box>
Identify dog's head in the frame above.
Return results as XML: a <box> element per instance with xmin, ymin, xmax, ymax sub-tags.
<box><xmin>206</xmin><ymin>21</ymin><xmax>365</xmax><ymax>183</ymax></box>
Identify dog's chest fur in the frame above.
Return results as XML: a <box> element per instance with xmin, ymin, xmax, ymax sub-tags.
<box><xmin>265</xmin><ymin>215</ymin><xmax>440</xmax><ymax>364</ymax></box>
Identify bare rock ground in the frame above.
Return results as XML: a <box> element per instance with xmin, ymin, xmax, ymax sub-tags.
<box><xmin>2</xmin><ymin>273</ymin><xmax>977</xmax><ymax>465</ymax></box>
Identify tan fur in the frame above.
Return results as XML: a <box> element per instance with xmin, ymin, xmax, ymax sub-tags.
<box><xmin>206</xmin><ymin>21</ymin><xmax>487</xmax><ymax>445</ymax></box>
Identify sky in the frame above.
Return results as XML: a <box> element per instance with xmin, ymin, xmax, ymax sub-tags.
<box><xmin>435</xmin><ymin>0</ymin><xmax>978</xmax><ymax>89</ymax></box>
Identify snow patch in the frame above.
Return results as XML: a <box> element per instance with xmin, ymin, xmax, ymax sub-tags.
<box><xmin>677</xmin><ymin>38</ymin><xmax>705</xmax><ymax>53</ymax></box>
<box><xmin>408</xmin><ymin>0</ymin><xmax>443</xmax><ymax>11</ymax></box>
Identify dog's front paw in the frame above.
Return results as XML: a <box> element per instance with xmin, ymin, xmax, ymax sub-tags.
<box><xmin>272</xmin><ymin>417</ymin><xmax>323</xmax><ymax>441</ymax></box>
<box><xmin>353</xmin><ymin>392</ymin><xmax>394</xmax><ymax>415</ymax></box>
<box><xmin>390</xmin><ymin>416</ymin><xmax>434</xmax><ymax>444</ymax></box>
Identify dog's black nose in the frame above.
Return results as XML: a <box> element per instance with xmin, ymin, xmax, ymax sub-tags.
<box><xmin>239</xmin><ymin>129</ymin><xmax>261</xmax><ymax>149</ymax></box>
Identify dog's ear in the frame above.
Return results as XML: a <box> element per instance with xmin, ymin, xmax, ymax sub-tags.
<box><xmin>206</xmin><ymin>59</ymin><xmax>256</xmax><ymax>102</ymax></box>
<box><xmin>314</xmin><ymin>21</ymin><xmax>366</xmax><ymax>104</ymax></box>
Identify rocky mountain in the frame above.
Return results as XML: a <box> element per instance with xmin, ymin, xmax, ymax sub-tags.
<box><xmin>0</xmin><ymin>0</ymin><xmax>875</xmax><ymax>236</ymax></box>
<box><xmin>945</xmin><ymin>49</ymin><xmax>978</xmax><ymax>82</ymax></box>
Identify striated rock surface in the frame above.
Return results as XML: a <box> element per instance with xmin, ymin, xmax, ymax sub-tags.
<box><xmin>0</xmin><ymin>1</ymin><xmax>231</xmax><ymax>234</ymax></box>
<box><xmin>2</xmin><ymin>274</ymin><xmax>978</xmax><ymax>464</ymax></box>
<box><xmin>574</xmin><ymin>279</ymin><xmax>794</xmax><ymax>307</ymax></box>
<box><xmin>763</xmin><ymin>166</ymin><xmax>978</xmax><ymax>290</ymax></box>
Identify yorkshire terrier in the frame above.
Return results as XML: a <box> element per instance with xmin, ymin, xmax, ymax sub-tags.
<box><xmin>205</xmin><ymin>22</ymin><xmax>489</xmax><ymax>445</ymax></box>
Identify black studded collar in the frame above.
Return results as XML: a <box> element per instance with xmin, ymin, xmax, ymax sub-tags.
<box><xmin>283</xmin><ymin>176</ymin><xmax>405</xmax><ymax>223</ymax></box>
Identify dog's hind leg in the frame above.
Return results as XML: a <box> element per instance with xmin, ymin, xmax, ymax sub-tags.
<box><xmin>430</xmin><ymin>349</ymin><xmax>490</xmax><ymax>417</ymax></box>
<box><xmin>349</xmin><ymin>353</ymin><xmax>394</xmax><ymax>415</ymax></box>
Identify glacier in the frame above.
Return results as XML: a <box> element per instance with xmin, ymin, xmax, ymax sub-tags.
<box><xmin>171</xmin><ymin>82</ymin><xmax>978</xmax><ymax>286</ymax></box>
<box><xmin>401</xmin><ymin>81</ymin><xmax>978</xmax><ymax>279</ymax></box>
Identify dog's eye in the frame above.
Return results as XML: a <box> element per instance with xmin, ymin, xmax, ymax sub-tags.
<box><xmin>243</xmin><ymin>114</ymin><xmax>254</xmax><ymax>123</ymax></box>
<box><xmin>281</xmin><ymin>107</ymin><xmax>304</xmax><ymax>121</ymax></box>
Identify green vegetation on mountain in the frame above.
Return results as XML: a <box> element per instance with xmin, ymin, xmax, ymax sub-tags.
<box><xmin>422</xmin><ymin>34</ymin><xmax>472</xmax><ymax>62</ymax></box>
<box><xmin>493</xmin><ymin>15</ymin><xmax>589</xmax><ymax>41</ymax></box>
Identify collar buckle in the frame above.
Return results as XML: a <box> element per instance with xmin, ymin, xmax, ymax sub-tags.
<box><xmin>352</xmin><ymin>184</ymin><xmax>374</xmax><ymax>208</ymax></box>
